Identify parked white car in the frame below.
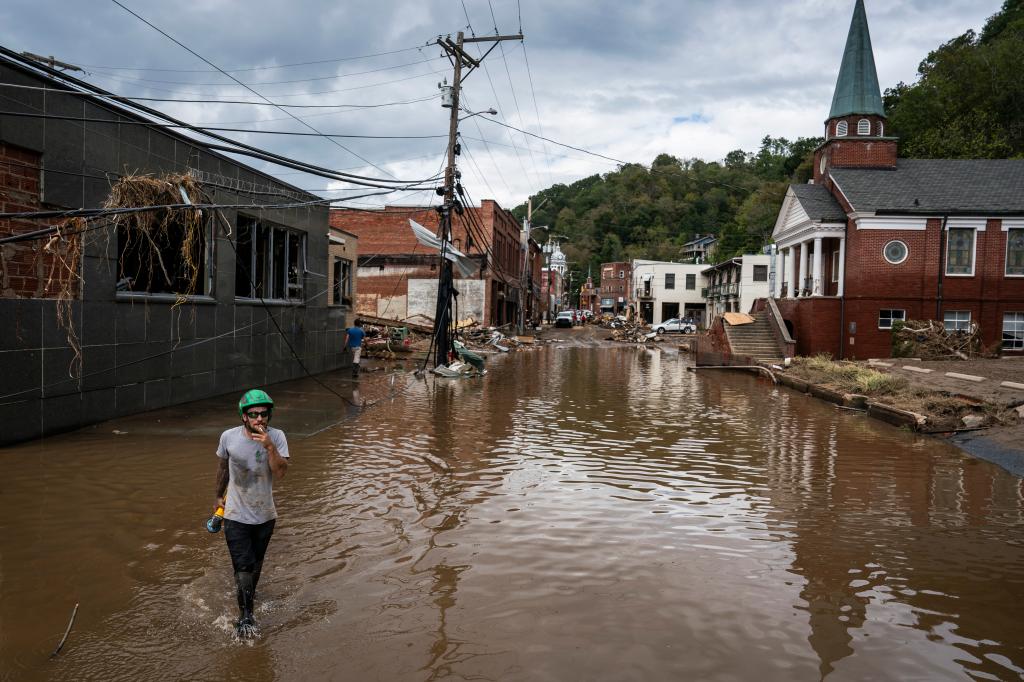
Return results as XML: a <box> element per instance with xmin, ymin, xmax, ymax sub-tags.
<box><xmin>653</xmin><ymin>318</ymin><xmax>696</xmax><ymax>334</ymax></box>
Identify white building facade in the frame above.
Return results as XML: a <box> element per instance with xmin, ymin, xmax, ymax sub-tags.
<box><xmin>703</xmin><ymin>255</ymin><xmax>773</xmax><ymax>320</ymax></box>
<box><xmin>631</xmin><ymin>260</ymin><xmax>709</xmax><ymax>326</ymax></box>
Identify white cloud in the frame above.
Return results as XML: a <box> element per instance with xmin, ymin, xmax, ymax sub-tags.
<box><xmin>0</xmin><ymin>0</ymin><xmax>1001</xmax><ymax>208</ymax></box>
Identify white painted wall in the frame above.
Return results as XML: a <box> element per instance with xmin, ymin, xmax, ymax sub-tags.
<box><xmin>408</xmin><ymin>279</ymin><xmax>485</xmax><ymax>323</ymax></box>
<box><xmin>739</xmin><ymin>255</ymin><xmax>773</xmax><ymax>313</ymax></box>
<box><xmin>631</xmin><ymin>260</ymin><xmax>709</xmax><ymax>325</ymax></box>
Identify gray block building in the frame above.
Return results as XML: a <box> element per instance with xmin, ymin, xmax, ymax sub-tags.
<box><xmin>0</xmin><ymin>49</ymin><xmax>350</xmax><ymax>446</ymax></box>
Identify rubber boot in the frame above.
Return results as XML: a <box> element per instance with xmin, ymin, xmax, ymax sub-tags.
<box><xmin>251</xmin><ymin>560</ymin><xmax>264</xmax><ymax>600</ymax></box>
<box><xmin>352</xmin><ymin>362</ymin><xmax>360</xmax><ymax>378</ymax></box>
<box><xmin>234</xmin><ymin>571</ymin><xmax>257</xmax><ymax>637</ymax></box>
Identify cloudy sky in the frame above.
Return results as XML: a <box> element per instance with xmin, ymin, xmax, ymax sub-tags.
<box><xmin>0</xmin><ymin>0</ymin><xmax>1002</xmax><ymax>210</ymax></box>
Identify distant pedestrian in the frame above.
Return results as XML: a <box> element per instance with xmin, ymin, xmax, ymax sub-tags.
<box><xmin>343</xmin><ymin>319</ymin><xmax>366</xmax><ymax>378</ymax></box>
<box><xmin>213</xmin><ymin>389</ymin><xmax>290</xmax><ymax>638</ymax></box>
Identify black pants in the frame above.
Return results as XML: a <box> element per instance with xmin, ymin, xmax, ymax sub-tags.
<box><xmin>224</xmin><ymin>518</ymin><xmax>276</xmax><ymax>574</ymax></box>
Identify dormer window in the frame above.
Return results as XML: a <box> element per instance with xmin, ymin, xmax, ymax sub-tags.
<box><xmin>836</xmin><ymin>120</ymin><xmax>848</xmax><ymax>137</ymax></box>
<box><xmin>857</xmin><ymin>119</ymin><xmax>870</xmax><ymax>135</ymax></box>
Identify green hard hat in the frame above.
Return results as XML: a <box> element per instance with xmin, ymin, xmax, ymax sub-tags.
<box><xmin>238</xmin><ymin>389</ymin><xmax>274</xmax><ymax>415</ymax></box>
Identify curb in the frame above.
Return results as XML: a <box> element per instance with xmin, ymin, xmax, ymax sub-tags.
<box><xmin>775</xmin><ymin>373</ymin><xmax>926</xmax><ymax>431</ymax></box>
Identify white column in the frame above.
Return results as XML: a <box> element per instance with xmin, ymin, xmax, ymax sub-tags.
<box><xmin>786</xmin><ymin>246</ymin><xmax>796</xmax><ymax>298</ymax></box>
<box><xmin>775</xmin><ymin>249</ymin><xmax>786</xmax><ymax>298</ymax></box>
<box><xmin>812</xmin><ymin>236</ymin><xmax>823</xmax><ymax>296</ymax></box>
<box><xmin>798</xmin><ymin>242</ymin><xmax>809</xmax><ymax>297</ymax></box>
<box><xmin>837</xmin><ymin>237</ymin><xmax>846</xmax><ymax>297</ymax></box>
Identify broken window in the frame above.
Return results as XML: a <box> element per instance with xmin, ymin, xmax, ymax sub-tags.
<box><xmin>234</xmin><ymin>216</ymin><xmax>306</xmax><ymax>300</ymax></box>
<box><xmin>117</xmin><ymin>214</ymin><xmax>210</xmax><ymax>295</ymax></box>
<box><xmin>332</xmin><ymin>257</ymin><xmax>353</xmax><ymax>306</ymax></box>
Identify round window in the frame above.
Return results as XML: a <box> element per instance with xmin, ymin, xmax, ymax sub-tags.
<box><xmin>819</xmin><ymin>154</ymin><xmax>827</xmax><ymax>175</ymax></box>
<box><xmin>883</xmin><ymin>240</ymin><xmax>908</xmax><ymax>264</ymax></box>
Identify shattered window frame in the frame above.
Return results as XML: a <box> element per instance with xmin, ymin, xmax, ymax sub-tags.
<box><xmin>234</xmin><ymin>215</ymin><xmax>307</xmax><ymax>302</ymax></box>
<box><xmin>332</xmin><ymin>256</ymin><xmax>353</xmax><ymax>306</ymax></box>
<box><xmin>116</xmin><ymin>213</ymin><xmax>213</xmax><ymax>297</ymax></box>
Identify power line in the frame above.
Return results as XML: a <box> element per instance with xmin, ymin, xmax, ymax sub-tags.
<box><xmin>74</xmin><ymin>44</ymin><xmax>428</xmax><ymax>73</ymax></box>
<box><xmin>81</xmin><ymin>54</ymin><xmax>447</xmax><ymax>87</ymax></box>
<box><xmin>0</xmin><ymin>82</ymin><xmax>438</xmax><ymax>109</ymax></box>
<box><xmin>110</xmin><ymin>0</ymin><xmax>399</xmax><ymax>179</ymax></box>
<box><xmin>520</xmin><ymin>36</ymin><xmax>555</xmax><ymax>186</ymax></box>
<box><xmin>0</xmin><ymin>191</ymin><xmax>398</xmax><ymax>240</ymax></box>
<box><xmin>477</xmin><ymin>116</ymin><xmax>629</xmax><ymax>165</ymax></box>
<box><xmin>485</xmin><ymin>0</ymin><xmax>543</xmax><ymax>184</ymax></box>
<box><xmin>0</xmin><ymin>110</ymin><xmax>448</xmax><ymax>140</ymax></box>
<box><xmin>1</xmin><ymin>48</ymin><xmax>442</xmax><ymax>187</ymax></box>
<box><xmin>83</xmin><ymin>67</ymin><xmax>449</xmax><ymax>99</ymax></box>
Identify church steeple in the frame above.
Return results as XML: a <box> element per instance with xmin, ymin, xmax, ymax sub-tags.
<box><xmin>813</xmin><ymin>0</ymin><xmax>897</xmax><ymax>184</ymax></box>
<box><xmin>829</xmin><ymin>0</ymin><xmax>885</xmax><ymax>119</ymax></box>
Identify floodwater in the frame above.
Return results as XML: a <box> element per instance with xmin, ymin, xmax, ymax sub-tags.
<box><xmin>2</xmin><ymin>345</ymin><xmax>1023</xmax><ymax>681</ymax></box>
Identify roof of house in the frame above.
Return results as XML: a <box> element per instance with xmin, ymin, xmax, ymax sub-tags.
<box><xmin>829</xmin><ymin>0</ymin><xmax>885</xmax><ymax>119</ymax></box>
<box><xmin>830</xmin><ymin>159</ymin><xmax>1024</xmax><ymax>214</ymax></box>
<box><xmin>682</xmin><ymin>234</ymin><xmax>717</xmax><ymax>247</ymax></box>
<box><xmin>791</xmin><ymin>183</ymin><xmax>847</xmax><ymax>222</ymax></box>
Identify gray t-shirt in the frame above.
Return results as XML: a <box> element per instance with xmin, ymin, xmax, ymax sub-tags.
<box><xmin>216</xmin><ymin>425</ymin><xmax>290</xmax><ymax>525</ymax></box>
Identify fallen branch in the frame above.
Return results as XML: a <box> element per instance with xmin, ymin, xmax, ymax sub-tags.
<box><xmin>49</xmin><ymin>602</ymin><xmax>79</xmax><ymax>660</ymax></box>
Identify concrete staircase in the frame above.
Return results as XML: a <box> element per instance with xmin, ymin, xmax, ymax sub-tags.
<box><xmin>723</xmin><ymin>313</ymin><xmax>786</xmax><ymax>364</ymax></box>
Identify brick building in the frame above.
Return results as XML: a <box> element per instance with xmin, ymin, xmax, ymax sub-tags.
<box><xmin>330</xmin><ymin>200</ymin><xmax>539</xmax><ymax>327</ymax></box>
<box><xmin>770</xmin><ymin>0</ymin><xmax>1024</xmax><ymax>360</ymax></box>
<box><xmin>599</xmin><ymin>261</ymin><xmax>631</xmax><ymax>314</ymax></box>
<box><xmin>0</xmin><ymin>50</ymin><xmax>345</xmax><ymax>445</ymax></box>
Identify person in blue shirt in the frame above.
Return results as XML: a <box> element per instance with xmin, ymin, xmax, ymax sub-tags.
<box><xmin>342</xmin><ymin>320</ymin><xmax>366</xmax><ymax>377</ymax></box>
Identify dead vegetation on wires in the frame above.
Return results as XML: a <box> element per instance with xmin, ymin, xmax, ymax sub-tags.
<box><xmin>40</xmin><ymin>172</ymin><xmax>208</xmax><ymax>378</ymax></box>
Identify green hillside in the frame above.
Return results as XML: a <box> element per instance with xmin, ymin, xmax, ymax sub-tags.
<box><xmin>514</xmin><ymin>0</ymin><xmax>1023</xmax><ymax>293</ymax></box>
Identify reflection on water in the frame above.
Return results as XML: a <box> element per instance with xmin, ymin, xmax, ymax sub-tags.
<box><xmin>1</xmin><ymin>346</ymin><xmax>1023</xmax><ymax>681</ymax></box>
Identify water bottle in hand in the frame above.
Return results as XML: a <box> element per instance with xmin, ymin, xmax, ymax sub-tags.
<box><xmin>206</xmin><ymin>505</ymin><xmax>225</xmax><ymax>533</ymax></box>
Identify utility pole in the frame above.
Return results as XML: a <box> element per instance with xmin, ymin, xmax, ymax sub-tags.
<box><xmin>431</xmin><ymin>30</ymin><xmax>522</xmax><ymax>368</ymax></box>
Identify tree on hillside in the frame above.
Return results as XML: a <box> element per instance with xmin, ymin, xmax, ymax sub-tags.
<box><xmin>884</xmin><ymin>0</ymin><xmax>1024</xmax><ymax>158</ymax></box>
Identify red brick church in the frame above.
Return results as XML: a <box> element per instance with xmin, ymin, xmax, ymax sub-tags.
<box><xmin>771</xmin><ymin>0</ymin><xmax>1024</xmax><ymax>360</ymax></box>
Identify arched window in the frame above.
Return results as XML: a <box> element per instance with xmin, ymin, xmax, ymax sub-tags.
<box><xmin>877</xmin><ymin>121</ymin><xmax>884</xmax><ymax>136</ymax></box>
<box><xmin>836</xmin><ymin>120</ymin><xmax>848</xmax><ymax>137</ymax></box>
<box><xmin>857</xmin><ymin>119</ymin><xmax>870</xmax><ymax>135</ymax></box>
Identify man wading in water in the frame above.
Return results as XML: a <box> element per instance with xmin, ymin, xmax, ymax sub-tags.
<box><xmin>213</xmin><ymin>389</ymin><xmax>289</xmax><ymax>637</ymax></box>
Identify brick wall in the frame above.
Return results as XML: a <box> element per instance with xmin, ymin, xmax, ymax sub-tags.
<box><xmin>785</xmin><ymin>217</ymin><xmax>1024</xmax><ymax>359</ymax></box>
<box><xmin>813</xmin><ymin>114</ymin><xmax>897</xmax><ymax>184</ymax></box>
<box><xmin>0</xmin><ymin>143</ymin><xmax>75</xmax><ymax>298</ymax></box>
<box><xmin>777</xmin><ymin>297</ymin><xmax>843</xmax><ymax>357</ymax></box>
<box><xmin>332</xmin><ymin>201</ymin><xmax>532</xmax><ymax>325</ymax></box>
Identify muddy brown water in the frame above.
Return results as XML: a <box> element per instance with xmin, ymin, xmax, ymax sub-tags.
<box><xmin>2</xmin><ymin>346</ymin><xmax>1023</xmax><ymax>681</ymax></box>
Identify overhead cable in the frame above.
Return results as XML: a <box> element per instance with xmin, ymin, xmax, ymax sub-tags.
<box><xmin>81</xmin><ymin>54</ymin><xmax>446</xmax><ymax>87</ymax></box>
<box><xmin>74</xmin><ymin>44</ymin><xmax>427</xmax><ymax>73</ymax></box>
<box><xmin>0</xmin><ymin>46</ymin><xmax>439</xmax><ymax>187</ymax></box>
<box><xmin>0</xmin><ymin>110</ymin><xmax>447</xmax><ymax>140</ymax></box>
<box><xmin>110</xmin><ymin>0</ymin><xmax>399</xmax><ymax>179</ymax></box>
<box><xmin>0</xmin><ymin>82</ymin><xmax>438</xmax><ymax>109</ymax></box>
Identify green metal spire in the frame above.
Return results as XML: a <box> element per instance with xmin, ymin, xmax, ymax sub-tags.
<box><xmin>829</xmin><ymin>0</ymin><xmax>885</xmax><ymax>119</ymax></box>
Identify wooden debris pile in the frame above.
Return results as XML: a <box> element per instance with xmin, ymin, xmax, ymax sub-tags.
<box><xmin>604</xmin><ymin>319</ymin><xmax>661</xmax><ymax>343</ymax></box>
<box><xmin>892</xmin><ymin>319</ymin><xmax>983</xmax><ymax>360</ymax></box>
